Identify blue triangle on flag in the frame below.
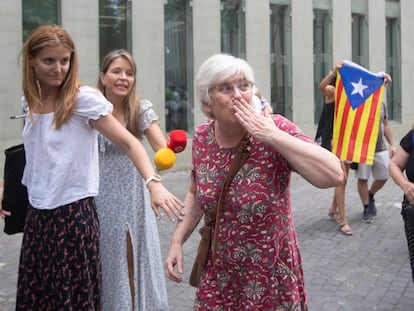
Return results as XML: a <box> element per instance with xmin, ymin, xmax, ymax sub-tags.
<box><xmin>339</xmin><ymin>61</ymin><xmax>384</xmax><ymax>109</ymax></box>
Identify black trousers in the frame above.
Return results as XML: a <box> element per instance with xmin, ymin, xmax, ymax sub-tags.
<box><xmin>402</xmin><ymin>202</ymin><xmax>414</xmax><ymax>284</ymax></box>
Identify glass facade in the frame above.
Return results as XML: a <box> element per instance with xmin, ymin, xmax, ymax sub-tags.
<box><xmin>385</xmin><ymin>1</ymin><xmax>401</xmax><ymax>122</ymax></box>
<box><xmin>351</xmin><ymin>0</ymin><xmax>369</xmax><ymax>68</ymax></box>
<box><xmin>351</xmin><ymin>13</ymin><xmax>368</xmax><ymax>67</ymax></box>
<box><xmin>221</xmin><ymin>0</ymin><xmax>246</xmax><ymax>59</ymax></box>
<box><xmin>99</xmin><ymin>0</ymin><xmax>132</xmax><ymax>63</ymax></box>
<box><xmin>164</xmin><ymin>0</ymin><xmax>194</xmax><ymax>133</ymax></box>
<box><xmin>351</xmin><ymin>0</ymin><xmax>368</xmax><ymax>67</ymax></box>
<box><xmin>270</xmin><ymin>2</ymin><xmax>292</xmax><ymax>118</ymax></box>
<box><xmin>313</xmin><ymin>8</ymin><xmax>332</xmax><ymax>122</ymax></box>
<box><xmin>19</xmin><ymin>0</ymin><xmax>402</xmax><ymax>133</ymax></box>
<box><xmin>22</xmin><ymin>0</ymin><xmax>60</xmax><ymax>41</ymax></box>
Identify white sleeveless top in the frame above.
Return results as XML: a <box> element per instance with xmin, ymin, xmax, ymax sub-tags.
<box><xmin>21</xmin><ymin>86</ymin><xmax>113</xmax><ymax>210</ymax></box>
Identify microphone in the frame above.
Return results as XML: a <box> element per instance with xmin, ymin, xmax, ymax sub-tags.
<box><xmin>153</xmin><ymin>130</ymin><xmax>187</xmax><ymax>170</ymax></box>
<box><xmin>154</xmin><ymin>147</ymin><xmax>176</xmax><ymax>170</ymax></box>
<box><xmin>167</xmin><ymin>130</ymin><xmax>187</xmax><ymax>153</ymax></box>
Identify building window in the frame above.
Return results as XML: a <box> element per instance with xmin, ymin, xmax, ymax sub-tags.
<box><xmin>385</xmin><ymin>2</ymin><xmax>401</xmax><ymax>122</ymax></box>
<box><xmin>221</xmin><ymin>0</ymin><xmax>246</xmax><ymax>59</ymax></box>
<box><xmin>270</xmin><ymin>2</ymin><xmax>292</xmax><ymax>118</ymax></box>
<box><xmin>351</xmin><ymin>0</ymin><xmax>368</xmax><ymax>67</ymax></box>
<box><xmin>99</xmin><ymin>0</ymin><xmax>132</xmax><ymax>63</ymax></box>
<box><xmin>164</xmin><ymin>0</ymin><xmax>194</xmax><ymax>133</ymax></box>
<box><xmin>22</xmin><ymin>0</ymin><xmax>60</xmax><ymax>41</ymax></box>
<box><xmin>351</xmin><ymin>13</ymin><xmax>368</xmax><ymax>67</ymax></box>
<box><xmin>313</xmin><ymin>9</ymin><xmax>332</xmax><ymax>123</ymax></box>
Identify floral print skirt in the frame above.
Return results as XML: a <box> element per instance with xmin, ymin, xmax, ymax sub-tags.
<box><xmin>16</xmin><ymin>197</ymin><xmax>101</xmax><ymax>311</ymax></box>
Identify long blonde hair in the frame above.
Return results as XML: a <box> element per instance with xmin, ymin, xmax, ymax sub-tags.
<box><xmin>22</xmin><ymin>24</ymin><xmax>80</xmax><ymax>129</ymax></box>
<box><xmin>97</xmin><ymin>49</ymin><xmax>142</xmax><ymax>138</ymax></box>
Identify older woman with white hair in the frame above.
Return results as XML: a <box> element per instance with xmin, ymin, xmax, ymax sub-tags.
<box><xmin>165</xmin><ymin>53</ymin><xmax>343</xmax><ymax>310</ymax></box>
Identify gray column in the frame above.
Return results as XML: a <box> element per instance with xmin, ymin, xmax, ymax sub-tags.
<box><xmin>367</xmin><ymin>0</ymin><xmax>386</xmax><ymax>72</ymax></box>
<box><xmin>133</xmin><ymin>0</ymin><xmax>166</xmax><ymax>130</ymax></box>
<box><xmin>61</xmin><ymin>0</ymin><xmax>100</xmax><ymax>86</ymax></box>
<box><xmin>245</xmin><ymin>0</ymin><xmax>271</xmax><ymax>100</ymax></box>
<box><xmin>400</xmin><ymin>0</ymin><xmax>414</xmax><ymax>128</ymax></box>
<box><xmin>332</xmin><ymin>0</ymin><xmax>352</xmax><ymax>62</ymax></box>
<box><xmin>0</xmin><ymin>0</ymin><xmax>23</xmax><ymax>168</ymax></box>
<box><xmin>192</xmin><ymin>0</ymin><xmax>221</xmax><ymax>129</ymax></box>
<box><xmin>291</xmin><ymin>0</ymin><xmax>314</xmax><ymax>135</ymax></box>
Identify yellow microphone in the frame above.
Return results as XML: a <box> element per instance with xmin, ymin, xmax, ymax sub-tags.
<box><xmin>154</xmin><ymin>147</ymin><xmax>177</xmax><ymax>170</ymax></box>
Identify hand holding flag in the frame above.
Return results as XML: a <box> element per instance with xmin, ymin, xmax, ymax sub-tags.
<box><xmin>332</xmin><ymin>61</ymin><xmax>387</xmax><ymax>165</ymax></box>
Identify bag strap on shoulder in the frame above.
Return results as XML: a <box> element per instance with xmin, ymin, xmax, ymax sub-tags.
<box><xmin>211</xmin><ymin>133</ymin><xmax>251</xmax><ymax>262</ymax></box>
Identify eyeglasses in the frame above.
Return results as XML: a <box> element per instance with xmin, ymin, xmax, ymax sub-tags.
<box><xmin>209</xmin><ymin>80</ymin><xmax>253</xmax><ymax>95</ymax></box>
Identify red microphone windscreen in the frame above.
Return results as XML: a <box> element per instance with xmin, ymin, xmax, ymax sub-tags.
<box><xmin>167</xmin><ymin>130</ymin><xmax>187</xmax><ymax>153</ymax></box>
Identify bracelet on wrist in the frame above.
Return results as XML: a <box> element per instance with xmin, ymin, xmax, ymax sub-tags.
<box><xmin>145</xmin><ymin>174</ymin><xmax>162</xmax><ymax>187</ymax></box>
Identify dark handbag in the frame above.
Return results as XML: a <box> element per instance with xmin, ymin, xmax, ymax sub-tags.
<box><xmin>189</xmin><ymin>134</ymin><xmax>250</xmax><ymax>287</ymax></box>
<box><xmin>402</xmin><ymin>200</ymin><xmax>414</xmax><ymax>229</ymax></box>
<box><xmin>315</xmin><ymin>102</ymin><xmax>334</xmax><ymax>151</ymax></box>
<box><xmin>2</xmin><ymin>144</ymin><xmax>28</xmax><ymax>234</ymax></box>
<box><xmin>402</xmin><ymin>133</ymin><xmax>414</xmax><ymax>229</ymax></box>
<box><xmin>350</xmin><ymin>162</ymin><xmax>359</xmax><ymax>170</ymax></box>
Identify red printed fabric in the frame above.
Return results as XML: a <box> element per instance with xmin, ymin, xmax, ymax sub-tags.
<box><xmin>192</xmin><ymin>115</ymin><xmax>311</xmax><ymax>311</ymax></box>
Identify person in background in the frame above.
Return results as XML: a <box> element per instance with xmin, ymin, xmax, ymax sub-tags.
<box><xmin>96</xmin><ymin>49</ymin><xmax>171</xmax><ymax>310</ymax></box>
<box><xmin>0</xmin><ymin>24</ymin><xmax>183</xmax><ymax>310</ymax></box>
<box><xmin>0</xmin><ymin>181</ymin><xmax>3</xmax><ymax>217</ymax></box>
<box><xmin>357</xmin><ymin>74</ymin><xmax>394</xmax><ymax>223</ymax></box>
<box><xmin>165</xmin><ymin>54</ymin><xmax>343</xmax><ymax>310</ymax></box>
<box><xmin>252</xmin><ymin>88</ymin><xmax>273</xmax><ymax>116</ymax></box>
<box><xmin>317</xmin><ymin>60</ymin><xmax>352</xmax><ymax>235</ymax></box>
<box><xmin>165</xmin><ymin>85</ymin><xmax>179</xmax><ymax>131</ymax></box>
<box><xmin>389</xmin><ymin>127</ymin><xmax>414</xmax><ymax>284</ymax></box>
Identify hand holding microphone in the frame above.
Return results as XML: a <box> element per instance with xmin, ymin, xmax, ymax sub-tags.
<box><xmin>154</xmin><ymin>130</ymin><xmax>187</xmax><ymax>170</ymax></box>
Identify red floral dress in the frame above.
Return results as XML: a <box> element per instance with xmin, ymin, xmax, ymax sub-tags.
<box><xmin>192</xmin><ymin>115</ymin><xmax>312</xmax><ymax>311</ymax></box>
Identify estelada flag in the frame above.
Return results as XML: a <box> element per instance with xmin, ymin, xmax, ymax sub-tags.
<box><xmin>332</xmin><ymin>61</ymin><xmax>386</xmax><ymax>165</ymax></box>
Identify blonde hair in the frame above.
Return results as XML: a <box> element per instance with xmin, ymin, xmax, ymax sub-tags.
<box><xmin>22</xmin><ymin>24</ymin><xmax>80</xmax><ymax>129</ymax></box>
<box><xmin>97</xmin><ymin>49</ymin><xmax>142</xmax><ymax>139</ymax></box>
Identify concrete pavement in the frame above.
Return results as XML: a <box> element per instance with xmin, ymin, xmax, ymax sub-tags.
<box><xmin>1</xmin><ymin>170</ymin><xmax>413</xmax><ymax>310</ymax></box>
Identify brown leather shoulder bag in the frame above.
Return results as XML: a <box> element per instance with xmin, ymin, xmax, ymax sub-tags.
<box><xmin>189</xmin><ymin>134</ymin><xmax>250</xmax><ymax>287</ymax></box>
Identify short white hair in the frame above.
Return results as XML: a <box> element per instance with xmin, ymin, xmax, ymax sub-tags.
<box><xmin>196</xmin><ymin>54</ymin><xmax>255</xmax><ymax>118</ymax></box>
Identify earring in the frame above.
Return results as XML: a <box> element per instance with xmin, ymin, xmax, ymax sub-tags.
<box><xmin>36</xmin><ymin>79</ymin><xmax>42</xmax><ymax>100</ymax></box>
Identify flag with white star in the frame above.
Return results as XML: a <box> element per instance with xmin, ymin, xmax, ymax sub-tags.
<box><xmin>332</xmin><ymin>61</ymin><xmax>385</xmax><ymax>165</ymax></box>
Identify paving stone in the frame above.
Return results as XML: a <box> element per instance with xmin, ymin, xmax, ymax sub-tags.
<box><xmin>1</xmin><ymin>170</ymin><xmax>414</xmax><ymax>310</ymax></box>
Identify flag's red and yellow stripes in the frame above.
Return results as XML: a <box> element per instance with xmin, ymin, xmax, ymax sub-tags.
<box><xmin>332</xmin><ymin>74</ymin><xmax>384</xmax><ymax>165</ymax></box>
